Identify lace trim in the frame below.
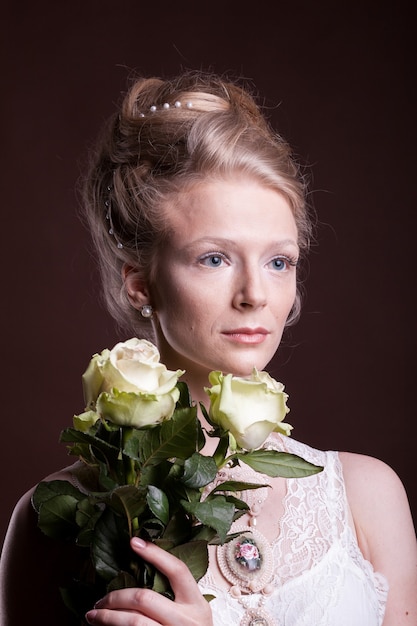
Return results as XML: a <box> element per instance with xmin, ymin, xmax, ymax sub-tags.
<box><xmin>199</xmin><ymin>435</ymin><xmax>388</xmax><ymax>625</ymax></box>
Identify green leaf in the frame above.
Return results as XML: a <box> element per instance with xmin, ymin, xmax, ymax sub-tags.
<box><xmin>212</xmin><ymin>433</ymin><xmax>230</xmax><ymax>468</ymax></box>
<box><xmin>65</xmin><ymin>442</ymin><xmax>94</xmax><ymax>459</ymax></box>
<box><xmin>137</xmin><ymin>408</ymin><xmax>201</xmax><ymax>466</ymax></box>
<box><xmin>147</xmin><ymin>485</ymin><xmax>169</xmax><ymax>525</ymax></box>
<box><xmin>170</xmin><ymin>540</ymin><xmax>209</xmax><ymax>582</ymax></box>
<box><xmin>92</xmin><ymin>509</ymin><xmax>129</xmax><ymax>581</ymax></box>
<box><xmin>152</xmin><ymin>540</ymin><xmax>209</xmax><ymax>594</ymax></box>
<box><xmin>190</xmin><ymin>524</ymin><xmax>218</xmax><ymax>543</ymax></box>
<box><xmin>199</xmin><ymin>401</ymin><xmax>217</xmax><ymax>430</ymax></box>
<box><xmin>139</xmin><ymin>460</ymin><xmax>174</xmax><ymax>489</ymax></box>
<box><xmin>107</xmin><ymin>571</ymin><xmax>138</xmax><ymax>591</ymax></box>
<box><xmin>176</xmin><ymin>381</ymin><xmax>193</xmax><ymax>409</ymax></box>
<box><xmin>109</xmin><ymin>485</ymin><xmax>148</xmax><ymax>520</ymax></box>
<box><xmin>60</xmin><ymin>426</ymin><xmax>121</xmax><ymax>460</ymax></box>
<box><xmin>210</xmin><ymin>480</ymin><xmax>270</xmax><ymax>494</ymax></box>
<box><xmin>223</xmin><ymin>494</ymin><xmax>250</xmax><ymax>511</ymax></box>
<box><xmin>161</xmin><ymin>512</ymin><xmax>193</xmax><ymax>545</ymax></box>
<box><xmin>123</xmin><ymin>432</ymin><xmax>141</xmax><ymax>461</ymax></box>
<box><xmin>203</xmin><ymin>594</ymin><xmax>216</xmax><ymax>602</ymax></box>
<box><xmin>234</xmin><ymin>450</ymin><xmax>323</xmax><ymax>478</ymax></box>
<box><xmin>97</xmin><ymin>458</ymin><xmax>122</xmax><ymax>491</ymax></box>
<box><xmin>76</xmin><ymin>501</ymin><xmax>104</xmax><ymax>547</ymax></box>
<box><xmin>181</xmin><ymin>495</ymin><xmax>235</xmax><ymax>543</ymax></box>
<box><xmin>181</xmin><ymin>453</ymin><xmax>218</xmax><ymax>488</ymax></box>
<box><xmin>75</xmin><ymin>497</ymin><xmax>100</xmax><ymax>529</ymax></box>
<box><xmin>32</xmin><ymin>479</ymin><xmax>83</xmax><ymax>512</ymax></box>
<box><xmin>37</xmin><ymin>494</ymin><xmax>80</xmax><ymax>540</ymax></box>
<box><xmin>59</xmin><ymin>426</ymin><xmax>100</xmax><ymax>445</ymax></box>
<box><xmin>142</xmin><ymin>517</ymin><xmax>166</xmax><ymax>539</ymax></box>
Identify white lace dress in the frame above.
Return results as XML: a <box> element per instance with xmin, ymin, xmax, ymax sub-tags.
<box><xmin>198</xmin><ymin>436</ymin><xmax>389</xmax><ymax>626</ymax></box>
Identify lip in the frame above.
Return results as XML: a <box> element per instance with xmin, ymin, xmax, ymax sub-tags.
<box><xmin>222</xmin><ymin>327</ymin><xmax>269</xmax><ymax>345</ymax></box>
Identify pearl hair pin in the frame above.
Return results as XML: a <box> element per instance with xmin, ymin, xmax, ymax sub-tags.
<box><xmin>145</xmin><ymin>101</ymin><xmax>193</xmax><ymax>115</ymax></box>
<box><xmin>105</xmin><ymin>182</ymin><xmax>123</xmax><ymax>249</ymax></box>
<box><xmin>107</xmin><ymin>100</ymin><xmax>195</xmax><ymax>246</ymax></box>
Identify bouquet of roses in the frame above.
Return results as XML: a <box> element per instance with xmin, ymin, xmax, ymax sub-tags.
<box><xmin>32</xmin><ymin>338</ymin><xmax>322</xmax><ymax>622</ymax></box>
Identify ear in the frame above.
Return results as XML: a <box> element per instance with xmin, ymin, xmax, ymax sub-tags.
<box><xmin>122</xmin><ymin>264</ymin><xmax>151</xmax><ymax>311</ymax></box>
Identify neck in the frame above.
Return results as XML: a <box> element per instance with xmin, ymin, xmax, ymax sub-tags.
<box><xmin>156</xmin><ymin>344</ymin><xmax>212</xmax><ymax>408</ymax></box>
<box><xmin>171</xmin><ymin>367</ymin><xmax>219</xmax><ymax>455</ymax></box>
<box><xmin>155</xmin><ymin>342</ymin><xmax>220</xmax><ymax>454</ymax></box>
<box><xmin>183</xmin><ymin>373</ymin><xmax>211</xmax><ymax>410</ymax></box>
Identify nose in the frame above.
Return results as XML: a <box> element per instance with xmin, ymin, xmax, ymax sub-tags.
<box><xmin>232</xmin><ymin>264</ymin><xmax>267</xmax><ymax>310</ymax></box>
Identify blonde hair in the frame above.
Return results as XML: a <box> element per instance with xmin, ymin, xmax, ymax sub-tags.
<box><xmin>81</xmin><ymin>71</ymin><xmax>312</xmax><ymax>338</ymax></box>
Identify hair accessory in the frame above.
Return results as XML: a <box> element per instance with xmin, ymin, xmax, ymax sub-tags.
<box><xmin>105</xmin><ymin>181</ymin><xmax>123</xmax><ymax>249</ymax></box>
<box><xmin>144</xmin><ymin>100</ymin><xmax>193</xmax><ymax>115</ymax></box>
<box><xmin>140</xmin><ymin>304</ymin><xmax>153</xmax><ymax>319</ymax></box>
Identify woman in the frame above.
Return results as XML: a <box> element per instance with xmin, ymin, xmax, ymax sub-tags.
<box><xmin>1</xmin><ymin>71</ymin><xmax>416</xmax><ymax>626</ymax></box>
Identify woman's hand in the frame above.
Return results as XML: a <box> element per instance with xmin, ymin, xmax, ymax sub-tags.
<box><xmin>85</xmin><ymin>537</ymin><xmax>213</xmax><ymax>626</ymax></box>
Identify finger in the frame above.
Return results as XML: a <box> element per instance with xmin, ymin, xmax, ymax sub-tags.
<box><xmin>129</xmin><ymin>537</ymin><xmax>203</xmax><ymax>604</ymax></box>
<box><xmin>88</xmin><ymin>586</ymin><xmax>211</xmax><ymax>626</ymax></box>
<box><xmin>94</xmin><ymin>587</ymin><xmax>173</xmax><ymax>623</ymax></box>
<box><xmin>85</xmin><ymin>606</ymin><xmax>159</xmax><ymax>626</ymax></box>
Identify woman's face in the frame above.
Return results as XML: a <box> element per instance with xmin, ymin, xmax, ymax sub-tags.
<box><xmin>150</xmin><ymin>176</ymin><xmax>299</xmax><ymax>380</ymax></box>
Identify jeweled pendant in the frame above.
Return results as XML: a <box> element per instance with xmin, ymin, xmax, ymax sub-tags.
<box><xmin>249</xmin><ymin>618</ymin><xmax>268</xmax><ymax>626</ymax></box>
<box><xmin>240</xmin><ymin>607</ymin><xmax>276</xmax><ymax>626</ymax></box>
<box><xmin>217</xmin><ymin>526</ymin><xmax>273</xmax><ymax>593</ymax></box>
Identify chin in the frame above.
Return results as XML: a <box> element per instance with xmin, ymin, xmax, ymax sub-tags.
<box><xmin>222</xmin><ymin>359</ymin><xmax>270</xmax><ymax>378</ymax></box>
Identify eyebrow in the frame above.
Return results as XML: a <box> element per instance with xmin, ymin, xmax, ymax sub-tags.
<box><xmin>183</xmin><ymin>237</ymin><xmax>299</xmax><ymax>250</ymax></box>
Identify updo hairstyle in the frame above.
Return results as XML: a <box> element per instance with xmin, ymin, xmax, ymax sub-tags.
<box><xmin>81</xmin><ymin>71</ymin><xmax>312</xmax><ymax>339</ymax></box>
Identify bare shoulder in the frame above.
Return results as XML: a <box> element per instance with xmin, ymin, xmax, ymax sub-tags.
<box><xmin>339</xmin><ymin>451</ymin><xmax>417</xmax><ymax>625</ymax></box>
<box><xmin>339</xmin><ymin>451</ymin><xmax>411</xmax><ymax>521</ymax></box>
<box><xmin>338</xmin><ymin>451</ymin><xmax>414</xmax><ymax>546</ymax></box>
<box><xmin>1</xmin><ymin>464</ymin><xmax>86</xmax><ymax>625</ymax></box>
<box><xmin>339</xmin><ymin>451</ymin><xmax>407</xmax><ymax>503</ymax></box>
<box><xmin>1</xmin><ymin>462</ymin><xmax>79</xmax><ymax>571</ymax></box>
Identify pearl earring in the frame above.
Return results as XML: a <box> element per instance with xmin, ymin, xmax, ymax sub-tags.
<box><xmin>140</xmin><ymin>304</ymin><xmax>153</xmax><ymax>319</ymax></box>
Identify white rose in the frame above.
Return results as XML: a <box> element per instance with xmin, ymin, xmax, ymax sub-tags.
<box><xmin>79</xmin><ymin>338</ymin><xmax>184</xmax><ymax>428</ymax></box>
<box><xmin>205</xmin><ymin>368</ymin><xmax>292</xmax><ymax>451</ymax></box>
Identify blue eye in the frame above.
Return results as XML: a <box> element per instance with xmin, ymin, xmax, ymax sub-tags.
<box><xmin>200</xmin><ymin>254</ymin><xmax>225</xmax><ymax>267</ymax></box>
<box><xmin>271</xmin><ymin>258</ymin><xmax>286</xmax><ymax>271</ymax></box>
<box><xmin>269</xmin><ymin>256</ymin><xmax>298</xmax><ymax>271</ymax></box>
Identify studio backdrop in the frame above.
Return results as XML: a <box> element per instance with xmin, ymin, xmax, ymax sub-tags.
<box><xmin>1</xmin><ymin>1</ymin><xmax>415</xmax><ymax>545</ymax></box>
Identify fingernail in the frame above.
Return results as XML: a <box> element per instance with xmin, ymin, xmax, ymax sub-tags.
<box><xmin>85</xmin><ymin>610</ymin><xmax>97</xmax><ymax>624</ymax></box>
<box><xmin>94</xmin><ymin>598</ymin><xmax>104</xmax><ymax>608</ymax></box>
<box><xmin>131</xmin><ymin>536</ymin><xmax>147</xmax><ymax>549</ymax></box>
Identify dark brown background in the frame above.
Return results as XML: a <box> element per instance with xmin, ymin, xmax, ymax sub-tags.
<box><xmin>1</xmin><ymin>0</ymin><xmax>416</xmax><ymax>549</ymax></box>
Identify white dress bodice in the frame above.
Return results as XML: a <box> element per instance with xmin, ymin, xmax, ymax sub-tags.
<box><xmin>198</xmin><ymin>436</ymin><xmax>389</xmax><ymax>626</ymax></box>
